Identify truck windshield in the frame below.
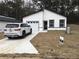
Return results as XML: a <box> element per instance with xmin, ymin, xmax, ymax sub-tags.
<box><xmin>6</xmin><ymin>24</ymin><xmax>19</xmax><ymax>28</ymax></box>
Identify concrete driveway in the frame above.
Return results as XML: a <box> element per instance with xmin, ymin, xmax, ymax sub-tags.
<box><xmin>0</xmin><ymin>33</ymin><xmax>38</xmax><ymax>54</ymax></box>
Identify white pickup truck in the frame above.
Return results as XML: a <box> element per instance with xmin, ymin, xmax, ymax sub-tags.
<box><xmin>4</xmin><ymin>23</ymin><xmax>32</xmax><ymax>39</ymax></box>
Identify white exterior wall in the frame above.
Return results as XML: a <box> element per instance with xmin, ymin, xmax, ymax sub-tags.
<box><xmin>23</xmin><ymin>11</ymin><xmax>44</xmax><ymax>32</ymax></box>
<box><xmin>43</xmin><ymin>10</ymin><xmax>67</xmax><ymax>30</ymax></box>
<box><xmin>23</xmin><ymin>9</ymin><xmax>67</xmax><ymax>32</ymax></box>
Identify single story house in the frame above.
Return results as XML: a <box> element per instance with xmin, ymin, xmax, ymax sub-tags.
<box><xmin>23</xmin><ymin>9</ymin><xmax>67</xmax><ymax>33</ymax></box>
<box><xmin>0</xmin><ymin>15</ymin><xmax>21</xmax><ymax>32</ymax></box>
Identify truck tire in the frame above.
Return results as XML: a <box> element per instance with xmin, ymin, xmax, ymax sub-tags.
<box><xmin>22</xmin><ymin>31</ymin><xmax>26</xmax><ymax>37</ymax></box>
<box><xmin>29</xmin><ymin>29</ymin><xmax>32</xmax><ymax>34</ymax></box>
<box><xmin>8</xmin><ymin>37</ymin><xmax>13</xmax><ymax>39</ymax></box>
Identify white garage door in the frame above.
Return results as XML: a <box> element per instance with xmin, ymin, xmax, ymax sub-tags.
<box><xmin>27</xmin><ymin>21</ymin><xmax>39</xmax><ymax>33</ymax></box>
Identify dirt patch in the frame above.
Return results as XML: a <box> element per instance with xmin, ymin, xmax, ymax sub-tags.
<box><xmin>0</xmin><ymin>32</ymin><xmax>4</xmax><ymax>40</ymax></box>
<box><xmin>31</xmin><ymin>24</ymin><xmax>79</xmax><ymax>59</ymax></box>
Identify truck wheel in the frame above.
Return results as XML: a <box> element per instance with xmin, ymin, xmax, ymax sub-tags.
<box><xmin>8</xmin><ymin>37</ymin><xmax>13</xmax><ymax>39</ymax></box>
<box><xmin>30</xmin><ymin>29</ymin><xmax>32</xmax><ymax>34</ymax></box>
<box><xmin>22</xmin><ymin>31</ymin><xmax>26</xmax><ymax>37</ymax></box>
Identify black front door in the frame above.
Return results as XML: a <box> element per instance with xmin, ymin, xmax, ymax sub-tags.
<box><xmin>43</xmin><ymin>21</ymin><xmax>47</xmax><ymax>30</ymax></box>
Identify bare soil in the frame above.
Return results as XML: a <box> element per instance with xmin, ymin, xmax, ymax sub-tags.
<box><xmin>31</xmin><ymin>24</ymin><xmax>79</xmax><ymax>59</ymax></box>
<box><xmin>0</xmin><ymin>32</ymin><xmax>4</xmax><ymax>40</ymax></box>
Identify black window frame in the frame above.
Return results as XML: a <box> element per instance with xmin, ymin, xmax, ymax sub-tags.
<box><xmin>27</xmin><ymin>21</ymin><xmax>39</xmax><ymax>23</ymax></box>
<box><xmin>27</xmin><ymin>22</ymin><xmax>30</xmax><ymax>23</ymax></box>
<box><xmin>49</xmin><ymin>20</ymin><xmax>54</xmax><ymax>28</ymax></box>
<box><xmin>59</xmin><ymin>20</ymin><xmax>65</xmax><ymax>28</ymax></box>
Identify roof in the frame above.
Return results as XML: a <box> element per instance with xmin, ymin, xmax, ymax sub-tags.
<box><xmin>7</xmin><ymin>23</ymin><xmax>27</xmax><ymax>24</ymax></box>
<box><xmin>0</xmin><ymin>15</ymin><xmax>21</xmax><ymax>23</ymax></box>
<box><xmin>23</xmin><ymin>9</ymin><xmax>66</xmax><ymax>22</ymax></box>
<box><xmin>23</xmin><ymin>9</ymin><xmax>66</xmax><ymax>19</ymax></box>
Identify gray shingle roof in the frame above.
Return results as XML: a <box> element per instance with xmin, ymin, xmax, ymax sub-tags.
<box><xmin>0</xmin><ymin>15</ymin><xmax>21</xmax><ymax>23</ymax></box>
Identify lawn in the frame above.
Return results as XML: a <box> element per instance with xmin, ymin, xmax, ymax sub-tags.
<box><xmin>31</xmin><ymin>24</ymin><xmax>79</xmax><ymax>59</ymax></box>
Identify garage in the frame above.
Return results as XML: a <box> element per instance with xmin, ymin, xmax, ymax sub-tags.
<box><xmin>27</xmin><ymin>21</ymin><xmax>39</xmax><ymax>33</ymax></box>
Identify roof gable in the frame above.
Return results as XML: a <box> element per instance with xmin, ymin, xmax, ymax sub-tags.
<box><xmin>44</xmin><ymin>9</ymin><xmax>66</xmax><ymax>18</ymax></box>
<box><xmin>23</xmin><ymin>9</ymin><xmax>66</xmax><ymax>18</ymax></box>
<box><xmin>23</xmin><ymin>11</ymin><xmax>43</xmax><ymax>21</ymax></box>
<box><xmin>43</xmin><ymin>9</ymin><xmax>66</xmax><ymax>20</ymax></box>
<box><xmin>23</xmin><ymin>9</ymin><xmax>66</xmax><ymax>21</ymax></box>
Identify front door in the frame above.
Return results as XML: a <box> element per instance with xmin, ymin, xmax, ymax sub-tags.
<box><xmin>43</xmin><ymin>21</ymin><xmax>48</xmax><ymax>30</ymax></box>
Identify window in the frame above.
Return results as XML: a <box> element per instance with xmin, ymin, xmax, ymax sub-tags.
<box><xmin>36</xmin><ymin>21</ymin><xmax>39</xmax><ymax>23</ymax></box>
<box><xmin>27</xmin><ymin>21</ymin><xmax>39</xmax><ymax>23</ymax></box>
<box><xmin>21</xmin><ymin>24</ymin><xmax>27</xmax><ymax>27</ymax></box>
<box><xmin>31</xmin><ymin>22</ymin><xmax>32</xmax><ymax>23</ymax></box>
<box><xmin>27</xmin><ymin>21</ymin><xmax>32</xmax><ymax>23</ymax></box>
<box><xmin>49</xmin><ymin>20</ymin><xmax>54</xmax><ymax>28</ymax></box>
<box><xmin>6</xmin><ymin>24</ymin><xmax>19</xmax><ymax>28</ymax></box>
<box><xmin>59</xmin><ymin>20</ymin><xmax>65</xmax><ymax>27</ymax></box>
<box><xmin>26</xmin><ymin>25</ymin><xmax>30</xmax><ymax>27</ymax></box>
<box><xmin>33</xmin><ymin>21</ymin><xmax>35</xmax><ymax>23</ymax></box>
<box><xmin>28</xmin><ymin>22</ymin><xmax>30</xmax><ymax>23</ymax></box>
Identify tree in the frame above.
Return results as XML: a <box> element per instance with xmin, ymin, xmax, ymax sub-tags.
<box><xmin>0</xmin><ymin>0</ymin><xmax>26</xmax><ymax>20</ymax></box>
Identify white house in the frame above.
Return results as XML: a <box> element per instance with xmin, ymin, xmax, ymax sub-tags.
<box><xmin>0</xmin><ymin>15</ymin><xmax>21</xmax><ymax>32</ymax></box>
<box><xmin>23</xmin><ymin>9</ymin><xmax>67</xmax><ymax>33</ymax></box>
